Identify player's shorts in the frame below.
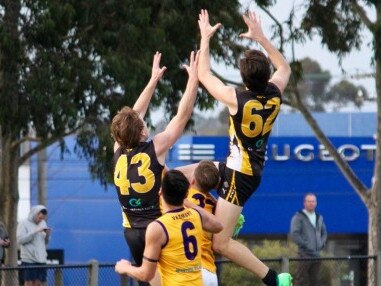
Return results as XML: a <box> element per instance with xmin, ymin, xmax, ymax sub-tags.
<box><xmin>123</xmin><ymin>227</ymin><xmax>150</xmax><ymax>286</ymax></box>
<box><xmin>202</xmin><ymin>268</ymin><xmax>218</xmax><ymax>286</ymax></box>
<box><xmin>217</xmin><ymin>163</ymin><xmax>261</xmax><ymax>207</ymax></box>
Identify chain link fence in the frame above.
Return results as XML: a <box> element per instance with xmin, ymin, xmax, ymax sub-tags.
<box><xmin>218</xmin><ymin>255</ymin><xmax>378</xmax><ymax>286</ymax></box>
<box><xmin>0</xmin><ymin>255</ymin><xmax>379</xmax><ymax>286</ymax></box>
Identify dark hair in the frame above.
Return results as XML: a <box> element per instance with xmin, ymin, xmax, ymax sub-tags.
<box><xmin>111</xmin><ymin>106</ymin><xmax>145</xmax><ymax>150</ymax></box>
<box><xmin>161</xmin><ymin>170</ymin><xmax>189</xmax><ymax>206</ymax></box>
<box><xmin>194</xmin><ymin>160</ymin><xmax>219</xmax><ymax>193</ymax></box>
<box><xmin>40</xmin><ymin>209</ymin><xmax>47</xmax><ymax>215</ymax></box>
<box><xmin>240</xmin><ymin>50</ymin><xmax>271</xmax><ymax>92</ymax></box>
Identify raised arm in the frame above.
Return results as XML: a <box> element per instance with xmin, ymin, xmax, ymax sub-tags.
<box><xmin>133</xmin><ymin>51</ymin><xmax>167</xmax><ymax>117</ymax></box>
<box><xmin>153</xmin><ymin>51</ymin><xmax>199</xmax><ymax>164</ymax></box>
<box><xmin>240</xmin><ymin>11</ymin><xmax>291</xmax><ymax>93</ymax></box>
<box><xmin>197</xmin><ymin>9</ymin><xmax>237</xmax><ymax>111</ymax></box>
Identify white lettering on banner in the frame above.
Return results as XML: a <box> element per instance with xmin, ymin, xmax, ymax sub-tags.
<box><xmin>294</xmin><ymin>144</ymin><xmax>314</xmax><ymax>161</ymax></box>
<box><xmin>177</xmin><ymin>142</ymin><xmax>376</xmax><ymax>162</ymax></box>
<box><xmin>178</xmin><ymin>144</ymin><xmax>215</xmax><ymax>161</ymax></box>
<box><xmin>273</xmin><ymin>144</ymin><xmax>374</xmax><ymax>162</ymax></box>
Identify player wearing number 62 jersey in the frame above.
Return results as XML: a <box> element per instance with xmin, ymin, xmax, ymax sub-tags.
<box><xmin>115</xmin><ymin>170</ymin><xmax>223</xmax><ymax>286</ymax></box>
<box><xmin>197</xmin><ymin>9</ymin><xmax>292</xmax><ymax>286</ymax></box>
<box><xmin>221</xmin><ymin>84</ymin><xmax>281</xmax><ymax>206</ymax></box>
<box><xmin>227</xmin><ymin>84</ymin><xmax>281</xmax><ymax>177</ymax></box>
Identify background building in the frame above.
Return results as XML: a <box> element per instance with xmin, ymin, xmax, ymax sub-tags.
<box><xmin>20</xmin><ymin>112</ymin><xmax>376</xmax><ymax>263</ymax></box>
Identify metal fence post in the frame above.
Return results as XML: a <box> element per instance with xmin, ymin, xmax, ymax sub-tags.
<box><xmin>88</xmin><ymin>259</ymin><xmax>99</xmax><ymax>286</ymax></box>
<box><xmin>281</xmin><ymin>256</ymin><xmax>289</xmax><ymax>273</ymax></box>
<box><xmin>377</xmin><ymin>252</ymin><xmax>381</xmax><ymax>286</ymax></box>
<box><xmin>120</xmin><ymin>274</ymin><xmax>128</xmax><ymax>286</ymax></box>
<box><xmin>54</xmin><ymin>267</ymin><xmax>63</xmax><ymax>286</ymax></box>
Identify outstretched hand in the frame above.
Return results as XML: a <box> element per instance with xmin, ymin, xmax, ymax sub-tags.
<box><xmin>151</xmin><ymin>51</ymin><xmax>167</xmax><ymax>82</ymax></box>
<box><xmin>183</xmin><ymin>50</ymin><xmax>200</xmax><ymax>81</ymax></box>
<box><xmin>198</xmin><ymin>9</ymin><xmax>222</xmax><ymax>40</ymax></box>
<box><xmin>239</xmin><ymin>11</ymin><xmax>265</xmax><ymax>42</ymax></box>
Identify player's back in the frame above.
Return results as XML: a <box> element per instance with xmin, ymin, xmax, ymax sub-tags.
<box><xmin>228</xmin><ymin>84</ymin><xmax>281</xmax><ymax>176</ymax></box>
<box><xmin>155</xmin><ymin>207</ymin><xmax>203</xmax><ymax>286</ymax></box>
<box><xmin>113</xmin><ymin>141</ymin><xmax>163</xmax><ymax>228</ymax></box>
<box><xmin>187</xmin><ymin>187</ymin><xmax>216</xmax><ymax>274</ymax></box>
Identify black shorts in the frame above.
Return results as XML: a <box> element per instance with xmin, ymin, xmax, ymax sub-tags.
<box><xmin>21</xmin><ymin>262</ymin><xmax>47</xmax><ymax>283</ymax></box>
<box><xmin>123</xmin><ymin>227</ymin><xmax>150</xmax><ymax>286</ymax></box>
<box><xmin>218</xmin><ymin>163</ymin><xmax>261</xmax><ymax>207</ymax></box>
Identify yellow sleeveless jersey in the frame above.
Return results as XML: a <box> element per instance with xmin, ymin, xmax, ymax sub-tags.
<box><xmin>155</xmin><ymin>207</ymin><xmax>203</xmax><ymax>286</ymax></box>
<box><xmin>187</xmin><ymin>187</ymin><xmax>216</xmax><ymax>273</ymax></box>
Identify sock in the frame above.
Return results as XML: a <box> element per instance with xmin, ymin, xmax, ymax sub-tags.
<box><xmin>262</xmin><ymin>268</ymin><xmax>278</xmax><ymax>286</ymax></box>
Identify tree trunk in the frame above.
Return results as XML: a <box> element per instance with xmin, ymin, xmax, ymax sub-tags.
<box><xmin>0</xmin><ymin>135</ymin><xmax>19</xmax><ymax>267</ymax></box>
<box><xmin>369</xmin><ymin>26</ymin><xmax>381</xmax><ymax>285</ymax></box>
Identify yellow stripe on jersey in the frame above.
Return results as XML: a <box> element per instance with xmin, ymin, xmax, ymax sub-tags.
<box><xmin>187</xmin><ymin>187</ymin><xmax>216</xmax><ymax>273</ymax></box>
<box><xmin>122</xmin><ymin>210</ymin><xmax>131</xmax><ymax>228</ymax></box>
<box><xmin>156</xmin><ymin>208</ymin><xmax>203</xmax><ymax>286</ymax></box>
<box><xmin>226</xmin><ymin>170</ymin><xmax>239</xmax><ymax>205</ymax></box>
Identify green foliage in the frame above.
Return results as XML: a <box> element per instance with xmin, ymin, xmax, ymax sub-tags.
<box><xmin>218</xmin><ymin>240</ymin><xmax>338</xmax><ymax>285</ymax></box>
<box><xmin>219</xmin><ymin>240</ymin><xmax>297</xmax><ymax>286</ymax></box>
<box><xmin>297</xmin><ymin>57</ymin><xmax>331</xmax><ymax>111</ymax></box>
<box><xmin>301</xmin><ymin>1</ymin><xmax>363</xmax><ymax>57</ymax></box>
<box><xmin>326</xmin><ymin>80</ymin><xmax>368</xmax><ymax>109</ymax></box>
<box><xmin>0</xmin><ymin>0</ymin><xmax>247</xmax><ymax>184</ymax></box>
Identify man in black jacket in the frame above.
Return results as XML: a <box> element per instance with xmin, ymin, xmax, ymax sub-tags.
<box><xmin>290</xmin><ymin>193</ymin><xmax>327</xmax><ymax>286</ymax></box>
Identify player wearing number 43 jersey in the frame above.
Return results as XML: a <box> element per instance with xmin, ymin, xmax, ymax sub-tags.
<box><xmin>111</xmin><ymin>50</ymin><xmax>199</xmax><ymax>286</ymax></box>
<box><xmin>115</xmin><ymin>170</ymin><xmax>223</xmax><ymax>286</ymax></box>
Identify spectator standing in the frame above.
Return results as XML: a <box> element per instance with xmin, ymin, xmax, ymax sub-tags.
<box><xmin>290</xmin><ymin>193</ymin><xmax>327</xmax><ymax>286</ymax></box>
<box><xmin>0</xmin><ymin>220</ymin><xmax>10</xmax><ymax>265</ymax></box>
<box><xmin>0</xmin><ymin>220</ymin><xmax>10</xmax><ymax>286</ymax></box>
<box><xmin>17</xmin><ymin>205</ymin><xmax>51</xmax><ymax>286</ymax></box>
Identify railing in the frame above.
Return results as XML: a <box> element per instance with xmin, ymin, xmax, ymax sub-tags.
<box><xmin>0</xmin><ymin>254</ymin><xmax>380</xmax><ymax>286</ymax></box>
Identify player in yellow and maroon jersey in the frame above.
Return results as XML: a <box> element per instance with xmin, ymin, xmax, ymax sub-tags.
<box><xmin>197</xmin><ymin>9</ymin><xmax>292</xmax><ymax>286</ymax></box>
<box><xmin>115</xmin><ymin>170</ymin><xmax>223</xmax><ymax>286</ymax></box>
<box><xmin>111</xmin><ymin>51</ymin><xmax>199</xmax><ymax>286</ymax></box>
<box><xmin>186</xmin><ymin>160</ymin><xmax>219</xmax><ymax>286</ymax></box>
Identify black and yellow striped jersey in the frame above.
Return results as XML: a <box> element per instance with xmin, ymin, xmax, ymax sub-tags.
<box><xmin>227</xmin><ymin>83</ymin><xmax>281</xmax><ymax>176</ymax></box>
<box><xmin>113</xmin><ymin>141</ymin><xmax>163</xmax><ymax>228</ymax></box>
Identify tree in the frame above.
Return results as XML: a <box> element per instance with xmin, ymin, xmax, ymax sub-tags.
<box><xmin>0</xmin><ymin>0</ymin><xmax>246</xmax><ymax>266</ymax></box>
<box><xmin>297</xmin><ymin>0</ymin><xmax>380</xmax><ymax>259</ymax></box>
<box><xmin>326</xmin><ymin>80</ymin><xmax>369</xmax><ymax>110</ymax></box>
<box><xmin>297</xmin><ymin>57</ymin><xmax>331</xmax><ymax>111</ymax></box>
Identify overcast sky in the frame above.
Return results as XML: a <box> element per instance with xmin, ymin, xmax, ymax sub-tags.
<box><xmin>152</xmin><ymin>1</ymin><xmax>377</xmax><ymax>123</ymax></box>
<box><xmin>253</xmin><ymin>0</ymin><xmax>376</xmax><ymax>96</ymax></box>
